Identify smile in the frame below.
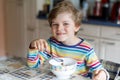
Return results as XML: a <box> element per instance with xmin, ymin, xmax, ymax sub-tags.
<box><xmin>56</xmin><ymin>33</ymin><xmax>66</xmax><ymax>35</ymax></box>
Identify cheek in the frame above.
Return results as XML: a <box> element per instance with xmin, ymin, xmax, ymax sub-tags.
<box><xmin>67</xmin><ymin>28</ymin><xmax>75</xmax><ymax>34</ymax></box>
<box><xmin>51</xmin><ymin>28</ymin><xmax>56</xmax><ymax>34</ymax></box>
<box><xmin>68</xmin><ymin>27</ymin><xmax>79</xmax><ymax>35</ymax></box>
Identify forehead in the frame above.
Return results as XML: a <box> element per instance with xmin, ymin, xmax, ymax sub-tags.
<box><xmin>52</xmin><ymin>12</ymin><xmax>73</xmax><ymax>22</ymax></box>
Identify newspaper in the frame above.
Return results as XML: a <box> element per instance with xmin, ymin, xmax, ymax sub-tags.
<box><xmin>0</xmin><ymin>57</ymin><xmax>91</xmax><ymax>80</ymax></box>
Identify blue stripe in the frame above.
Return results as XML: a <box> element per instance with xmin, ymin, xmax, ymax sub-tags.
<box><xmin>33</xmin><ymin>60</ymin><xmax>40</xmax><ymax>68</ymax></box>
<box><xmin>51</xmin><ymin>42</ymin><xmax>89</xmax><ymax>54</ymax></box>
<box><xmin>39</xmin><ymin>51</ymin><xmax>50</xmax><ymax>59</ymax></box>
<box><xmin>48</xmin><ymin>38</ymin><xmax>91</xmax><ymax>51</ymax></box>
<box><xmin>90</xmin><ymin>64</ymin><xmax>102</xmax><ymax>71</ymax></box>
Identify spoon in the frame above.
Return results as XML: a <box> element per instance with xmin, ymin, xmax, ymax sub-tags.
<box><xmin>53</xmin><ymin>58</ymin><xmax>64</xmax><ymax>65</ymax></box>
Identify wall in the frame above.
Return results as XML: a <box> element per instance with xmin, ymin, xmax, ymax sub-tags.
<box><xmin>0</xmin><ymin>0</ymin><xmax>6</xmax><ymax>57</ymax></box>
<box><xmin>36</xmin><ymin>0</ymin><xmax>45</xmax><ymax>12</ymax></box>
<box><xmin>70</xmin><ymin>0</ymin><xmax>80</xmax><ymax>9</ymax></box>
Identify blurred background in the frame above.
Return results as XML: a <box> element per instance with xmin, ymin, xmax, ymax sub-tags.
<box><xmin>0</xmin><ymin>0</ymin><xmax>120</xmax><ymax>63</ymax></box>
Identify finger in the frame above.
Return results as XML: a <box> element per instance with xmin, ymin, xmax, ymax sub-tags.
<box><xmin>38</xmin><ymin>39</ymin><xmax>46</xmax><ymax>52</ymax></box>
<box><xmin>36</xmin><ymin>40</ymin><xmax>41</xmax><ymax>51</ymax></box>
<box><xmin>31</xmin><ymin>39</ymin><xmax>47</xmax><ymax>52</ymax></box>
<box><xmin>40</xmin><ymin>39</ymin><xmax>44</xmax><ymax>51</ymax></box>
<box><xmin>33</xmin><ymin>41</ymin><xmax>37</xmax><ymax>49</ymax></box>
<box><xmin>29</xmin><ymin>41</ymin><xmax>37</xmax><ymax>49</ymax></box>
<box><xmin>43</xmin><ymin>40</ymin><xmax>49</xmax><ymax>51</ymax></box>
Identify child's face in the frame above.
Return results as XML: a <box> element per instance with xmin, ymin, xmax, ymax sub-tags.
<box><xmin>51</xmin><ymin>12</ymin><xmax>80</xmax><ymax>43</ymax></box>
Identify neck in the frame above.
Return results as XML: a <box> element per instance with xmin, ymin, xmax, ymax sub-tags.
<box><xmin>62</xmin><ymin>37</ymin><xmax>81</xmax><ymax>46</ymax></box>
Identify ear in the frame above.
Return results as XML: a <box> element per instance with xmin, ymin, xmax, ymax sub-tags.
<box><xmin>75</xmin><ymin>25</ymin><xmax>80</xmax><ymax>32</ymax></box>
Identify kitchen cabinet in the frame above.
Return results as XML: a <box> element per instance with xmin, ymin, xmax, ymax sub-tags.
<box><xmin>100</xmin><ymin>26</ymin><xmax>120</xmax><ymax>63</ymax></box>
<box><xmin>24</xmin><ymin>0</ymin><xmax>40</xmax><ymax>54</ymax></box>
<box><xmin>100</xmin><ymin>39</ymin><xmax>120</xmax><ymax>63</ymax></box>
<box><xmin>5</xmin><ymin>0</ymin><xmax>51</xmax><ymax>58</ymax></box>
<box><xmin>101</xmin><ymin>26</ymin><xmax>120</xmax><ymax>40</ymax></box>
<box><xmin>5</xmin><ymin>0</ymin><xmax>26</xmax><ymax>57</ymax></box>
<box><xmin>77</xmin><ymin>24</ymin><xmax>120</xmax><ymax>63</ymax></box>
<box><xmin>78</xmin><ymin>24</ymin><xmax>100</xmax><ymax>37</ymax></box>
<box><xmin>37</xmin><ymin>20</ymin><xmax>51</xmax><ymax>39</ymax></box>
<box><xmin>5</xmin><ymin>0</ymin><xmax>39</xmax><ymax>58</ymax></box>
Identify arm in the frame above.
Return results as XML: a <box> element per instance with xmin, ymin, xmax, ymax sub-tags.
<box><xmin>27</xmin><ymin>49</ymin><xmax>41</xmax><ymax>68</ymax></box>
<box><xmin>27</xmin><ymin>39</ymin><xmax>50</xmax><ymax>68</ymax></box>
<box><xmin>85</xmin><ymin>49</ymin><xmax>109</xmax><ymax>80</ymax></box>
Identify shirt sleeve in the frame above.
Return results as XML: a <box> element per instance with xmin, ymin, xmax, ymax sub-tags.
<box><xmin>27</xmin><ymin>49</ymin><xmax>51</xmax><ymax>68</ymax></box>
<box><xmin>85</xmin><ymin>48</ymin><xmax>103</xmax><ymax>72</ymax></box>
<box><xmin>85</xmin><ymin>49</ymin><xmax>110</xmax><ymax>80</ymax></box>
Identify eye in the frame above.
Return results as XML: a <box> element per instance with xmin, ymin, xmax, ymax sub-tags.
<box><xmin>51</xmin><ymin>23</ymin><xmax>58</xmax><ymax>27</ymax></box>
<box><xmin>63</xmin><ymin>23</ymin><xmax>69</xmax><ymax>26</ymax></box>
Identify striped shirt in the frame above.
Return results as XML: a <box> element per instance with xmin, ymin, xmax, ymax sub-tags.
<box><xmin>27</xmin><ymin>37</ymin><xmax>103</xmax><ymax>77</ymax></box>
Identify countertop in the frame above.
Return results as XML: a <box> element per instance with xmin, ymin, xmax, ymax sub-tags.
<box><xmin>82</xmin><ymin>19</ymin><xmax>120</xmax><ymax>27</ymax></box>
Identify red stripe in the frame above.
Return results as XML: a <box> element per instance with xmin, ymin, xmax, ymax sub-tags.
<box><xmin>90</xmin><ymin>61</ymin><xmax>100</xmax><ymax>67</ymax></box>
<box><xmin>77</xmin><ymin>61</ymin><xmax>83</xmax><ymax>64</ymax></box>
<box><xmin>80</xmin><ymin>44</ymin><xmax>91</xmax><ymax>49</ymax></box>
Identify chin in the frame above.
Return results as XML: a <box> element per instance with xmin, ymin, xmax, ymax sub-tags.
<box><xmin>56</xmin><ymin>37</ymin><xmax>67</xmax><ymax>42</ymax></box>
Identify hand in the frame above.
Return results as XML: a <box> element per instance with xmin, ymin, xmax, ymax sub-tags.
<box><xmin>92</xmin><ymin>70</ymin><xmax>106</xmax><ymax>80</ymax></box>
<box><xmin>29</xmin><ymin>39</ymin><xmax>48</xmax><ymax>52</ymax></box>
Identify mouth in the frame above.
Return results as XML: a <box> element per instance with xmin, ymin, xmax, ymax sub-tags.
<box><xmin>56</xmin><ymin>33</ymin><xmax>66</xmax><ymax>36</ymax></box>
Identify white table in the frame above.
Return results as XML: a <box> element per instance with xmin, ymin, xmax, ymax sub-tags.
<box><xmin>0</xmin><ymin>57</ymin><xmax>91</xmax><ymax>80</ymax></box>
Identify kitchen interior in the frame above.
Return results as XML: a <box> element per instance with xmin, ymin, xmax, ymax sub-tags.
<box><xmin>0</xmin><ymin>0</ymin><xmax>120</xmax><ymax>80</ymax></box>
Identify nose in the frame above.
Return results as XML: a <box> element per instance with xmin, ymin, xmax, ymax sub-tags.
<box><xmin>57</xmin><ymin>24</ymin><xmax>64</xmax><ymax>31</ymax></box>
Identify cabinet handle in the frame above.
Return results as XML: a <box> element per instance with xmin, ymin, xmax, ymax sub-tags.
<box><xmin>102</xmin><ymin>41</ymin><xmax>115</xmax><ymax>45</ymax></box>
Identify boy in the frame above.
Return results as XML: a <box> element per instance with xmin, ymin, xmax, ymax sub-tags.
<box><xmin>27</xmin><ymin>0</ymin><xmax>109</xmax><ymax>80</ymax></box>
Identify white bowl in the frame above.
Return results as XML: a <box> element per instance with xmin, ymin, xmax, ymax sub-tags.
<box><xmin>49</xmin><ymin>57</ymin><xmax>77</xmax><ymax>79</ymax></box>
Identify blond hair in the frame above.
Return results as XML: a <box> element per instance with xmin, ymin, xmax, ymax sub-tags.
<box><xmin>48</xmin><ymin>0</ymin><xmax>82</xmax><ymax>27</ymax></box>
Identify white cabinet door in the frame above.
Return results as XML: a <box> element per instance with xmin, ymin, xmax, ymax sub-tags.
<box><xmin>24</xmin><ymin>0</ymin><xmax>39</xmax><ymax>57</ymax></box>
<box><xmin>79</xmin><ymin>35</ymin><xmax>100</xmax><ymax>58</ymax></box>
<box><xmin>78</xmin><ymin>24</ymin><xmax>100</xmax><ymax>37</ymax></box>
<box><xmin>5</xmin><ymin>0</ymin><xmax>39</xmax><ymax>58</ymax></box>
<box><xmin>101</xmin><ymin>26</ymin><xmax>120</xmax><ymax>40</ymax></box>
<box><xmin>38</xmin><ymin>20</ymin><xmax>51</xmax><ymax>39</ymax></box>
<box><xmin>100</xmin><ymin>39</ymin><xmax>120</xmax><ymax>64</ymax></box>
<box><xmin>5</xmin><ymin>0</ymin><xmax>26</xmax><ymax>57</ymax></box>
